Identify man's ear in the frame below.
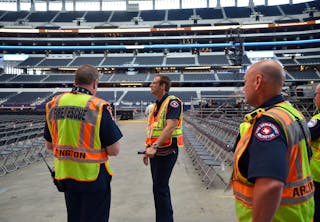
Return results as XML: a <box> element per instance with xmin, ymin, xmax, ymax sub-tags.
<box><xmin>255</xmin><ymin>74</ymin><xmax>263</xmax><ymax>90</ymax></box>
<box><xmin>92</xmin><ymin>79</ymin><xmax>98</xmax><ymax>90</ymax></box>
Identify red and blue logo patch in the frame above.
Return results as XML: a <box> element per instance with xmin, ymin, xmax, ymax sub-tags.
<box><xmin>254</xmin><ymin>122</ymin><xmax>280</xmax><ymax>141</ymax></box>
<box><xmin>169</xmin><ymin>100</ymin><xmax>179</xmax><ymax>108</ymax></box>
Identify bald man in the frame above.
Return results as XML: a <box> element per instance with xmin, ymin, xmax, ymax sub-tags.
<box><xmin>232</xmin><ymin>60</ymin><xmax>314</xmax><ymax>222</ymax></box>
<box><xmin>308</xmin><ymin>83</ymin><xmax>320</xmax><ymax>221</ymax></box>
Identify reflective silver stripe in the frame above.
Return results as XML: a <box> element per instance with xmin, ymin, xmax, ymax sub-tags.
<box><xmin>55</xmin><ymin>145</ymin><xmax>106</xmax><ymax>153</ymax></box>
<box><xmin>48</xmin><ymin>94</ymin><xmax>64</xmax><ymax>121</ymax></box>
<box><xmin>54</xmin><ymin>155</ymin><xmax>108</xmax><ymax>163</ymax></box>
<box><xmin>281</xmin><ymin>191</ymin><xmax>314</xmax><ymax>205</ymax></box>
<box><xmin>233</xmin><ymin>190</ymin><xmax>253</xmax><ymax>207</ymax></box>
<box><xmin>90</xmin><ymin>99</ymin><xmax>105</xmax><ymax>148</ymax></box>
<box><xmin>284</xmin><ymin>176</ymin><xmax>313</xmax><ymax>188</ymax></box>
<box><xmin>51</xmin><ymin>94</ymin><xmax>64</xmax><ymax>139</ymax></box>
<box><xmin>266</xmin><ymin>108</ymin><xmax>304</xmax><ymax>179</ymax></box>
<box><xmin>79</xmin><ymin>97</ymin><xmax>94</xmax><ymax>147</ymax></box>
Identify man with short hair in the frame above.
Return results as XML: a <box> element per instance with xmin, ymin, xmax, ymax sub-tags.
<box><xmin>232</xmin><ymin>59</ymin><xmax>314</xmax><ymax>221</ymax></box>
<box><xmin>308</xmin><ymin>83</ymin><xmax>320</xmax><ymax>221</ymax></box>
<box><xmin>44</xmin><ymin>64</ymin><xmax>122</xmax><ymax>222</ymax></box>
<box><xmin>143</xmin><ymin>74</ymin><xmax>184</xmax><ymax>222</ymax></box>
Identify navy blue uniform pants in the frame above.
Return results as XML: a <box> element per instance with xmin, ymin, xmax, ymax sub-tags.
<box><xmin>150</xmin><ymin>148</ymin><xmax>178</xmax><ymax>222</ymax></box>
<box><xmin>314</xmin><ymin>181</ymin><xmax>320</xmax><ymax>222</ymax></box>
<box><xmin>63</xmin><ymin>169</ymin><xmax>112</xmax><ymax>222</ymax></box>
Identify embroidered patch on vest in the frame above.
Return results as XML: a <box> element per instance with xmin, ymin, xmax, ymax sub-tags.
<box><xmin>307</xmin><ymin>119</ymin><xmax>317</xmax><ymax>128</ymax></box>
<box><xmin>169</xmin><ymin>100</ymin><xmax>179</xmax><ymax>108</ymax></box>
<box><xmin>254</xmin><ymin>122</ymin><xmax>280</xmax><ymax>141</ymax></box>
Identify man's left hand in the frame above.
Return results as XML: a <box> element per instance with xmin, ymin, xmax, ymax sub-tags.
<box><xmin>145</xmin><ymin>146</ymin><xmax>157</xmax><ymax>158</ymax></box>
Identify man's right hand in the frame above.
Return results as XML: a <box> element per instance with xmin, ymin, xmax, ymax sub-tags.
<box><xmin>143</xmin><ymin>155</ymin><xmax>149</xmax><ymax>166</ymax></box>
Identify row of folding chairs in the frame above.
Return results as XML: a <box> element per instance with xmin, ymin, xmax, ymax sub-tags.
<box><xmin>183</xmin><ymin>117</ymin><xmax>237</xmax><ymax>189</ymax></box>
<box><xmin>0</xmin><ymin>128</ymin><xmax>47</xmax><ymax>176</ymax></box>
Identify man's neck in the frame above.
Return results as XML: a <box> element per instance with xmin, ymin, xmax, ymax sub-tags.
<box><xmin>156</xmin><ymin>92</ymin><xmax>166</xmax><ymax>101</ymax></box>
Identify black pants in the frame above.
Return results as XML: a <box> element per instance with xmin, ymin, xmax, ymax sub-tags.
<box><xmin>63</xmin><ymin>167</ymin><xmax>112</xmax><ymax>222</ymax></box>
<box><xmin>150</xmin><ymin>147</ymin><xmax>178</xmax><ymax>222</ymax></box>
<box><xmin>315</xmin><ymin>181</ymin><xmax>320</xmax><ymax>222</ymax></box>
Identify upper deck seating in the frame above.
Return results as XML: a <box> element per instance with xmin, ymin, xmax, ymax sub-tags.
<box><xmin>140</xmin><ymin>10</ymin><xmax>166</xmax><ymax>21</ymax></box>
<box><xmin>302</xmin><ymin>51</ymin><xmax>320</xmax><ymax>56</ymax></box>
<box><xmin>296</xmin><ymin>58</ymin><xmax>320</xmax><ymax>65</ymax></box>
<box><xmin>28</xmin><ymin>11</ymin><xmax>58</xmax><ymax>22</ymax></box>
<box><xmin>85</xmin><ymin>11</ymin><xmax>111</xmax><ymax>22</ymax></box>
<box><xmin>217</xmin><ymin>72</ymin><xmax>244</xmax><ymax>81</ymax></box>
<box><xmin>134</xmin><ymin>56</ymin><xmax>164</xmax><ymax>66</ymax></box>
<box><xmin>167</xmin><ymin>9</ymin><xmax>194</xmax><ymax>20</ymax></box>
<box><xmin>198</xmin><ymin>55</ymin><xmax>230</xmax><ymax>66</ymax></box>
<box><xmin>285</xmin><ymin>71</ymin><xmax>293</xmax><ymax>80</ymax></box>
<box><xmin>254</xmin><ymin>5</ymin><xmax>282</xmax><ymax>16</ymax></box>
<box><xmin>280</xmin><ymin>3</ymin><xmax>307</xmax><ymax>15</ymax></box>
<box><xmin>102</xmin><ymin>56</ymin><xmax>133</xmax><ymax>67</ymax></box>
<box><xmin>242</xmin><ymin>55</ymin><xmax>252</xmax><ymax>65</ymax></box>
<box><xmin>200</xmin><ymin>91</ymin><xmax>234</xmax><ymax>96</ymax></box>
<box><xmin>17</xmin><ymin>57</ymin><xmax>44</xmax><ymax>68</ymax></box>
<box><xmin>224</xmin><ymin>6</ymin><xmax>252</xmax><ymax>18</ymax></box>
<box><xmin>170</xmin><ymin>91</ymin><xmax>197</xmax><ymax>102</ymax></box>
<box><xmin>278</xmin><ymin>58</ymin><xmax>298</xmax><ymax>65</ymax></box>
<box><xmin>110</xmin><ymin>11</ymin><xmax>138</xmax><ymax>22</ymax></box>
<box><xmin>9</xmin><ymin>75</ymin><xmax>47</xmax><ymax>83</ymax></box>
<box><xmin>0</xmin><ymin>11</ymin><xmax>29</xmax><ymax>22</ymax></box>
<box><xmin>100</xmin><ymin>74</ymin><xmax>113</xmax><ymax>82</ymax></box>
<box><xmin>42</xmin><ymin>74</ymin><xmax>74</xmax><ymax>83</ymax></box>
<box><xmin>37</xmin><ymin>58</ymin><xmax>73</xmax><ymax>68</ymax></box>
<box><xmin>288</xmin><ymin>70</ymin><xmax>319</xmax><ymax>80</ymax></box>
<box><xmin>146</xmin><ymin>73</ymin><xmax>180</xmax><ymax>81</ymax></box>
<box><xmin>183</xmin><ymin>73</ymin><xmax>216</xmax><ymax>82</ymax></box>
<box><xmin>195</xmin><ymin>8</ymin><xmax>223</xmax><ymax>19</ymax></box>
<box><xmin>53</xmin><ymin>11</ymin><xmax>86</xmax><ymax>22</ymax></box>
<box><xmin>68</xmin><ymin>57</ymin><xmax>104</xmax><ymax>67</ymax></box>
<box><xmin>0</xmin><ymin>74</ymin><xmax>17</xmax><ymax>82</ymax></box>
<box><xmin>3</xmin><ymin>92</ymin><xmax>52</xmax><ymax>106</ymax></box>
<box><xmin>0</xmin><ymin>92</ymin><xmax>17</xmax><ymax>101</ymax></box>
<box><xmin>121</xmin><ymin>91</ymin><xmax>154</xmax><ymax>105</ymax></box>
<box><xmin>110</xmin><ymin>73</ymin><xmax>148</xmax><ymax>82</ymax></box>
<box><xmin>307</xmin><ymin>0</ymin><xmax>320</xmax><ymax>10</ymax></box>
<box><xmin>96</xmin><ymin>91</ymin><xmax>123</xmax><ymax>102</ymax></box>
<box><xmin>166</xmin><ymin>57</ymin><xmax>195</xmax><ymax>66</ymax></box>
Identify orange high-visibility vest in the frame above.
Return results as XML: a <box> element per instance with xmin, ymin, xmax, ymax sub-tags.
<box><xmin>145</xmin><ymin>95</ymin><xmax>184</xmax><ymax>148</ymax></box>
<box><xmin>232</xmin><ymin>102</ymin><xmax>314</xmax><ymax>221</ymax></box>
<box><xmin>46</xmin><ymin>92</ymin><xmax>113</xmax><ymax>181</ymax></box>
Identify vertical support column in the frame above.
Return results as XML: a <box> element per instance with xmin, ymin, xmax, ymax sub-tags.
<box><xmin>17</xmin><ymin>0</ymin><xmax>21</xmax><ymax>11</ymax></box>
<box><xmin>30</xmin><ymin>0</ymin><xmax>35</xmax><ymax>11</ymax></box>
<box><xmin>62</xmin><ymin>0</ymin><xmax>66</xmax><ymax>11</ymax></box>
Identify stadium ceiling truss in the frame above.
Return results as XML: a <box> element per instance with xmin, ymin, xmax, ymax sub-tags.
<box><xmin>1</xmin><ymin>0</ymin><xmax>317</xmax><ymax>11</ymax></box>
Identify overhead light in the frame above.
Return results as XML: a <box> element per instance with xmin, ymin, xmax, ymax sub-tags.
<box><xmin>119</xmin><ymin>83</ymin><xmax>143</xmax><ymax>86</ymax></box>
<box><xmin>184</xmin><ymin>66</ymin><xmax>211</xmax><ymax>70</ymax></box>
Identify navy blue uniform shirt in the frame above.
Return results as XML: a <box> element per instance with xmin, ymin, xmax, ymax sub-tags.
<box><xmin>308</xmin><ymin>116</ymin><xmax>320</xmax><ymax>140</ymax></box>
<box><xmin>44</xmin><ymin>87</ymin><xmax>123</xmax><ymax>191</ymax></box>
<box><xmin>238</xmin><ymin>95</ymin><xmax>288</xmax><ymax>184</ymax></box>
<box><xmin>154</xmin><ymin>93</ymin><xmax>182</xmax><ymax>149</ymax></box>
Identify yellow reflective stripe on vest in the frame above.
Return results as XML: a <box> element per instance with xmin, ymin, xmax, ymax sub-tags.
<box><xmin>151</xmin><ymin>128</ymin><xmax>183</xmax><ymax>137</ymax></box>
<box><xmin>310</xmin><ymin>113</ymin><xmax>320</xmax><ymax>182</ymax></box>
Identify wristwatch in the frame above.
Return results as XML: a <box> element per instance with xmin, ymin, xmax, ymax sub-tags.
<box><xmin>153</xmin><ymin>143</ymin><xmax>159</xmax><ymax>149</ymax></box>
